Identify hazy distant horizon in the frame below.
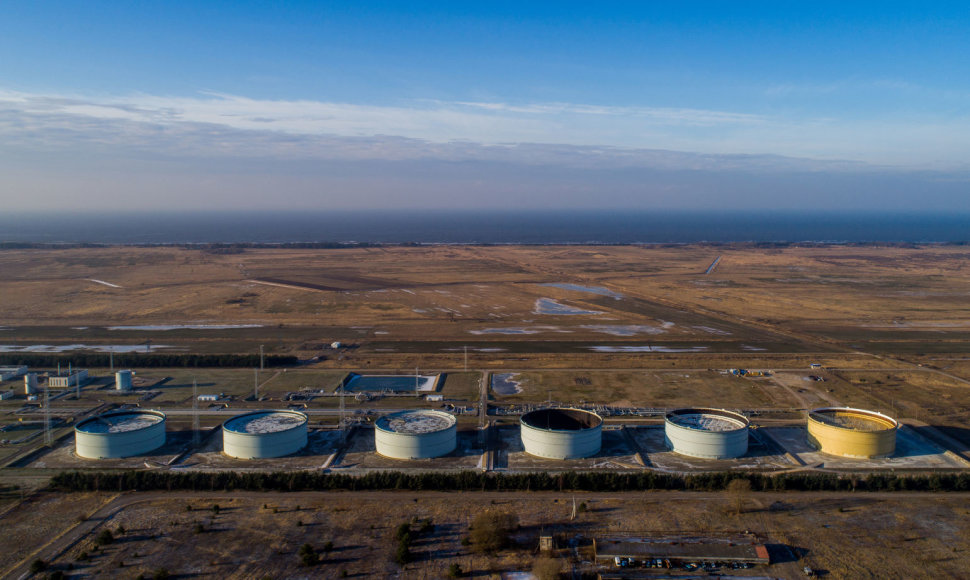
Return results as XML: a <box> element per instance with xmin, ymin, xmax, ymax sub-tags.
<box><xmin>2</xmin><ymin>209</ymin><xmax>968</xmax><ymax>245</ymax></box>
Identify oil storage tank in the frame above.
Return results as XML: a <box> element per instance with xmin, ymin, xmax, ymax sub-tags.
<box><xmin>115</xmin><ymin>370</ymin><xmax>134</xmax><ymax>391</ymax></box>
<box><xmin>375</xmin><ymin>409</ymin><xmax>457</xmax><ymax>459</ymax></box>
<box><xmin>664</xmin><ymin>408</ymin><xmax>750</xmax><ymax>459</ymax></box>
<box><xmin>520</xmin><ymin>408</ymin><xmax>602</xmax><ymax>459</ymax></box>
<box><xmin>806</xmin><ymin>407</ymin><xmax>897</xmax><ymax>459</ymax></box>
<box><xmin>75</xmin><ymin>410</ymin><xmax>166</xmax><ymax>459</ymax></box>
<box><xmin>222</xmin><ymin>410</ymin><xmax>308</xmax><ymax>459</ymax></box>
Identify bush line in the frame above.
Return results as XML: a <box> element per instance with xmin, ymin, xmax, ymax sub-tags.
<box><xmin>0</xmin><ymin>353</ymin><xmax>299</xmax><ymax>368</ymax></box>
<box><xmin>49</xmin><ymin>470</ymin><xmax>970</xmax><ymax>494</ymax></box>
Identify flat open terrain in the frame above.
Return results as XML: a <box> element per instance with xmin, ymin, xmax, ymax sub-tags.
<box><xmin>3</xmin><ymin>490</ymin><xmax>970</xmax><ymax>580</ymax></box>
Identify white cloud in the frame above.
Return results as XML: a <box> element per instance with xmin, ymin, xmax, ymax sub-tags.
<box><xmin>1</xmin><ymin>88</ymin><xmax>969</xmax><ymax>169</ymax></box>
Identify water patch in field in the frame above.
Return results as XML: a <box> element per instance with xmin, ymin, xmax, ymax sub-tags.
<box><xmin>580</xmin><ymin>324</ymin><xmax>665</xmax><ymax>336</ymax></box>
<box><xmin>587</xmin><ymin>345</ymin><xmax>709</xmax><ymax>353</ymax></box>
<box><xmin>469</xmin><ymin>326</ymin><xmax>570</xmax><ymax>335</ymax></box>
<box><xmin>107</xmin><ymin>324</ymin><xmax>263</xmax><ymax>331</ymax></box>
<box><xmin>0</xmin><ymin>344</ymin><xmax>176</xmax><ymax>353</ymax></box>
<box><xmin>692</xmin><ymin>325</ymin><xmax>732</xmax><ymax>336</ymax></box>
<box><xmin>534</xmin><ymin>298</ymin><xmax>602</xmax><ymax>316</ymax></box>
<box><xmin>491</xmin><ymin>373</ymin><xmax>523</xmax><ymax>395</ymax></box>
<box><xmin>541</xmin><ymin>283</ymin><xmax>623</xmax><ymax>299</ymax></box>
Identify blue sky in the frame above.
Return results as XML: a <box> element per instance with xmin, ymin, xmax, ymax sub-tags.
<box><xmin>1</xmin><ymin>2</ymin><xmax>968</xmax><ymax>211</ymax></box>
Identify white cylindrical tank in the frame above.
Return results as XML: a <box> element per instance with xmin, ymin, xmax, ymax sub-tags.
<box><xmin>222</xmin><ymin>410</ymin><xmax>308</xmax><ymax>459</ymax></box>
<box><xmin>664</xmin><ymin>408</ymin><xmax>750</xmax><ymax>459</ymax></box>
<box><xmin>115</xmin><ymin>370</ymin><xmax>134</xmax><ymax>391</ymax></box>
<box><xmin>520</xmin><ymin>408</ymin><xmax>603</xmax><ymax>460</ymax></box>
<box><xmin>24</xmin><ymin>373</ymin><xmax>38</xmax><ymax>395</ymax></box>
<box><xmin>75</xmin><ymin>410</ymin><xmax>167</xmax><ymax>459</ymax></box>
<box><xmin>375</xmin><ymin>410</ymin><xmax>457</xmax><ymax>459</ymax></box>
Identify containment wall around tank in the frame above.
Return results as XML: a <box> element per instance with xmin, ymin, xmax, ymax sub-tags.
<box><xmin>806</xmin><ymin>407</ymin><xmax>897</xmax><ymax>459</ymax></box>
<box><xmin>222</xmin><ymin>410</ymin><xmax>309</xmax><ymax>459</ymax></box>
<box><xmin>664</xmin><ymin>408</ymin><xmax>750</xmax><ymax>459</ymax></box>
<box><xmin>75</xmin><ymin>410</ymin><xmax>167</xmax><ymax>459</ymax></box>
<box><xmin>520</xmin><ymin>408</ymin><xmax>603</xmax><ymax>460</ymax></box>
<box><xmin>375</xmin><ymin>409</ymin><xmax>457</xmax><ymax>459</ymax></box>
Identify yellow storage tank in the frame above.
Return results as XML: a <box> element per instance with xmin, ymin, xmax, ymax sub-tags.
<box><xmin>806</xmin><ymin>407</ymin><xmax>897</xmax><ymax>459</ymax></box>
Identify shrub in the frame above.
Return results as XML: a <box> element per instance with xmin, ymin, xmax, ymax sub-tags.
<box><xmin>323</xmin><ymin>541</ymin><xmax>334</xmax><ymax>553</ymax></box>
<box><xmin>153</xmin><ymin>568</ymin><xmax>170</xmax><ymax>580</ymax></box>
<box><xmin>95</xmin><ymin>529</ymin><xmax>114</xmax><ymax>546</ymax></box>
<box><xmin>194</xmin><ymin>523</ymin><xmax>205</xmax><ymax>534</ymax></box>
<box><xmin>447</xmin><ymin>562</ymin><xmax>463</xmax><ymax>578</ymax></box>
<box><xmin>532</xmin><ymin>557</ymin><xmax>563</xmax><ymax>580</ymax></box>
<box><xmin>469</xmin><ymin>511</ymin><xmax>518</xmax><ymax>554</ymax></box>
<box><xmin>29</xmin><ymin>559</ymin><xmax>47</xmax><ymax>573</ymax></box>
<box><xmin>298</xmin><ymin>543</ymin><xmax>319</xmax><ymax>566</ymax></box>
<box><xmin>394</xmin><ymin>542</ymin><xmax>412</xmax><ymax>566</ymax></box>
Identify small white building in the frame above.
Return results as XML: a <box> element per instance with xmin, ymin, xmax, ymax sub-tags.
<box><xmin>0</xmin><ymin>366</ymin><xmax>27</xmax><ymax>381</ymax></box>
<box><xmin>0</xmin><ymin>391</ymin><xmax>15</xmax><ymax>400</ymax></box>
<box><xmin>48</xmin><ymin>369</ymin><xmax>89</xmax><ymax>388</ymax></box>
<box><xmin>425</xmin><ymin>394</ymin><xmax>444</xmax><ymax>402</ymax></box>
<box><xmin>198</xmin><ymin>394</ymin><xmax>221</xmax><ymax>402</ymax></box>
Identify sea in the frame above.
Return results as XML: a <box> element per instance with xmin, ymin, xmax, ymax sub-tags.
<box><xmin>1</xmin><ymin>210</ymin><xmax>969</xmax><ymax>245</ymax></box>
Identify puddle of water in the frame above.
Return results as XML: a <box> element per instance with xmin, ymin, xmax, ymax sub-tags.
<box><xmin>580</xmin><ymin>324</ymin><xmax>665</xmax><ymax>336</ymax></box>
<box><xmin>107</xmin><ymin>324</ymin><xmax>263</xmax><ymax>331</ymax></box>
<box><xmin>0</xmin><ymin>344</ymin><xmax>176</xmax><ymax>353</ymax></box>
<box><xmin>469</xmin><ymin>326</ymin><xmax>570</xmax><ymax>335</ymax></box>
<box><xmin>541</xmin><ymin>283</ymin><xmax>623</xmax><ymax>299</ymax></box>
<box><xmin>742</xmin><ymin>345</ymin><xmax>768</xmax><ymax>351</ymax></box>
<box><xmin>534</xmin><ymin>298</ymin><xmax>602</xmax><ymax>316</ymax></box>
<box><xmin>587</xmin><ymin>345</ymin><xmax>709</xmax><ymax>353</ymax></box>
<box><xmin>692</xmin><ymin>325</ymin><xmax>732</xmax><ymax>336</ymax></box>
<box><xmin>491</xmin><ymin>372</ymin><xmax>523</xmax><ymax>395</ymax></box>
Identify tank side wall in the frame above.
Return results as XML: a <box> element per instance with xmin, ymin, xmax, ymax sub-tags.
<box><xmin>222</xmin><ymin>424</ymin><xmax>308</xmax><ymax>459</ymax></box>
<box><xmin>75</xmin><ymin>419</ymin><xmax>166</xmax><ymax>459</ymax></box>
<box><xmin>806</xmin><ymin>418</ymin><xmax>896</xmax><ymax>458</ymax></box>
<box><xmin>664</xmin><ymin>420</ymin><xmax>748</xmax><ymax>459</ymax></box>
<box><xmin>520</xmin><ymin>423</ymin><xmax>602</xmax><ymax>459</ymax></box>
<box><xmin>375</xmin><ymin>424</ymin><xmax>457</xmax><ymax>459</ymax></box>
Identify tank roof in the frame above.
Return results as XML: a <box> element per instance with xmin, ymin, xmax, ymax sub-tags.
<box><xmin>666</xmin><ymin>408</ymin><xmax>749</xmax><ymax>432</ymax></box>
<box><xmin>376</xmin><ymin>410</ymin><xmax>456</xmax><ymax>434</ymax></box>
<box><xmin>808</xmin><ymin>407</ymin><xmax>897</xmax><ymax>432</ymax></box>
<box><xmin>76</xmin><ymin>410</ymin><xmax>164</xmax><ymax>434</ymax></box>
<box><xmin>224</xmin><ymin>411</ymin><xmax>307</xmax><ymax>434</ymax></box>
<box><xmin>521</xmin><ymin>408</ymin><xmax>603</xmax><ymax>431</ymax></box>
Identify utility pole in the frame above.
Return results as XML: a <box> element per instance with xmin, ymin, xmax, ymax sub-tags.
<box><xmin>339</xmin><ymin>389</ymin><xmax>346</xmax><ymax>445</ymax></box>
<box><xmin>192</xmin><ymin>379</ymin><xmax>200</xmax><ymax>446</ymax></box>
<box><xmin>254</xmin><ymin>368</ymin><xmax>259</xmax><ymax>401</ymax></box>
<box><xmin>109</xmin><ymin>351</ymin><xmax>114</xmax><ymax>372</ymax></box>
<box><xmin>464</xmin><ymin>346</ymin><xmax>468</xmax><ymax>372</ymax></box>
<box><xmin>43</xmin><ymin>387</ymin><xmax>52</xmax><ymax>446</ymax></box>
<box><xmin>259</xmin><ymin>345</ymin><xmax>264</xmax><ymax>371</ymax></box>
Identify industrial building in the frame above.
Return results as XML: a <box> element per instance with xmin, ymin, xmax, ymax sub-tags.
<box><xmin>48</xmin><ymin>369</ymin><xmax>89</xmax><ymax>388</ymax></box>
<box><xmin>520</xmin><ymin>408</ymin><xmax>602</xmax><ymax>459</ymax></box>
<box><xmin>375</xmin><ymin>409</ymin><xmax>457</xmax><ymax>459</ymax></box>
<box><xmin>806</xmin><ymin>407</ymin><xmax>897</xmax><ymax>459</ymax></box>
<box><xmin>74</xmin><ymin>410</ymin><xmax>167</xmax><ymax>459</ymax></box>
<box><xmin>0</xmin><ymin>365</ymin><xmax>27</xmax><ymax>381</ymax></box>
<box><xmin>595</xmin><ymin>536</ymin><xmax>769</xmax><ymax>570</ymax></box>
<box><xmin>664</xmin><ymin>408</ymin><xmax>750</xmax><ymax>459</ymax></box>
<box><xmin>0</xmin><ymin>390</ymin><xmax>14</xmax><ymax>400</ymax></box>
<box><xmin>222</xmin><ymin>410</ymin><xmax>308</xmax><ymax>459</ymax></box>
<box><xmin>115</xmin><ymin>370</ymin><xmax>134</xmax><ymax>391</ymax></box>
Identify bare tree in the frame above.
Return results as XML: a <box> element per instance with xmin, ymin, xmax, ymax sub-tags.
<box><xmin>727</xmin><ymin>478</ymin><xmax>752</xmax><ymax>515</ymax></box>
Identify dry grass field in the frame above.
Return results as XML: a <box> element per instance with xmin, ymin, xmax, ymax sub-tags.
<box><xmin>3</xmin><ymin>244</ymin><xmax>970</xmax><ymax>357</ymax></box>
<box><xmin>3</xmin><ymin>490</ymin><xmax>969</xmax><ymax>579</ymax></box>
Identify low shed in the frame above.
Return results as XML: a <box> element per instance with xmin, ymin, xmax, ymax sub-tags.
<box><xmin>595</xmin><ymin>536</ymin><xmax>769</xmax><ymax>567</ymax></box>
